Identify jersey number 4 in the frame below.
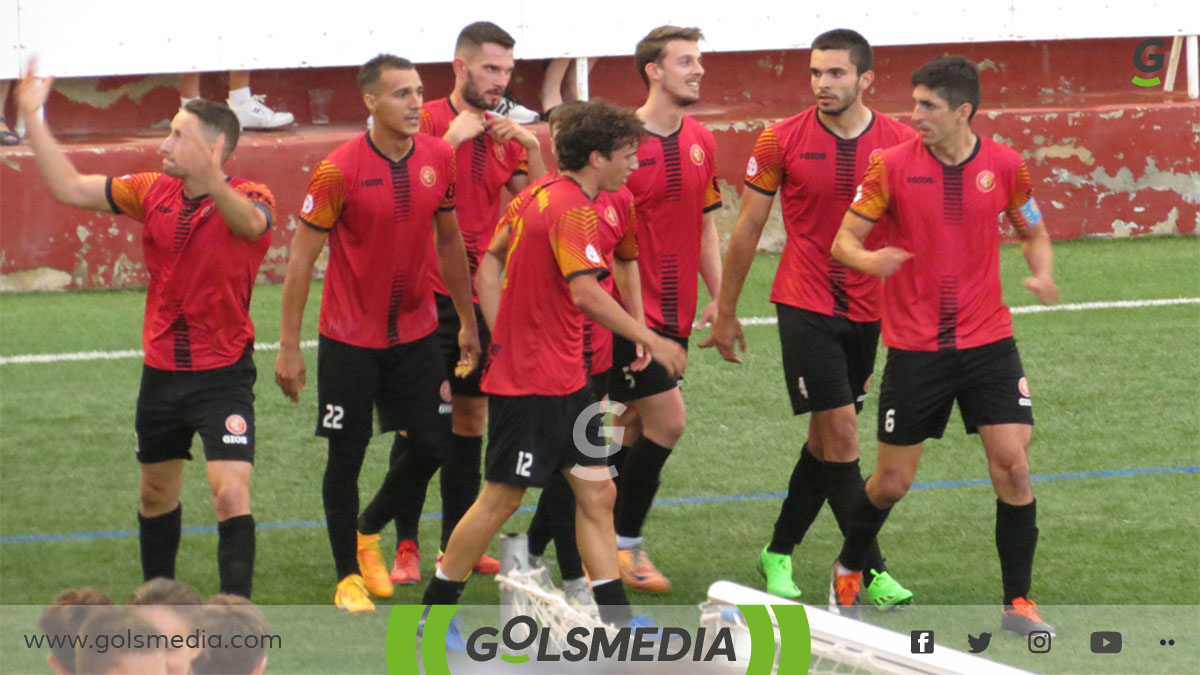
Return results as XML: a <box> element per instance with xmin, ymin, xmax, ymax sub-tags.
<box><xmin>322</xmin><ymin>404</ymin><xmax>345</xmax><ymax>430</ymax></box>
<box><xmin>515</xmin><ymin>451</ymin><xmax>534</xmax><ymax>477</ymax></box>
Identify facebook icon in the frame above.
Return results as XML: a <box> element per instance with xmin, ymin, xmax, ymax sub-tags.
<box><xmin>911</xmin><ymin>630</ymin><xmax>935</xmax><ymax>654</ymax></box>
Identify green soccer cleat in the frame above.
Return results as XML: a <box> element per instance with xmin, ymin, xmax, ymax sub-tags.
<box><xmin>866</xmin><ymin>569</ymin><xmax>914</xmax><ymax>610</ymax></box>
<box><xmin>756</xmin><ymin>546</ymin><xmax>802</xmax><ymax>599</ymax></box>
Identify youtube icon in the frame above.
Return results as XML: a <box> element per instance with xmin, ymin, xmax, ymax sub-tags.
<box><xmin>1090</xmin><ymin>631</ymin><xmax>1122</xmax><ymax>654</ymax></box>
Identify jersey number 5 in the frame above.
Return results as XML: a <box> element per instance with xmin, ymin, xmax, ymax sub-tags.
<box><xmin>323</xmin><ymin>404</ymin><xmax>345</xmax><ymax>430</ymax></box>
<box><xmin>516</xmin><ymin>451</ymin><xmax>534</xmax><ymax>477</ymax></box>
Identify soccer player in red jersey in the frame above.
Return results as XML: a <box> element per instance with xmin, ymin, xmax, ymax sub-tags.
<box><xmin>17</xmin><ymin>61</ymin><xmax>271</xmax><ymax>599</ymax></box>
<box><xmin>830</xmin><ymin>56</ymin><xmax>1059</xmax><ymax>636</ymax></box>
<box><xmin>607</xmin><ymin>25</ymin><xmax>723</xmax><ymax>592</ymax></box>
<box><xmin>386</xmin><ymin>21</ymin><xmax>548</xmax><ymax>585</ymax></box>
<box><xmin>422</xmin><ymin>101</ymin><xmax>686</xmax><ymax>630</ymax></box>
<box><xmin>274</xmin><ymin>55</ymin><xmax>480</xmax><ymax>612</ymax></box>
<box><xmin>702</xmin><ymin>30</ymin><xmax>914</xmax><ymax>607</ymax></box>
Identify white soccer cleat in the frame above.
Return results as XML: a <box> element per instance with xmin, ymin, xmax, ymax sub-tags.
<box><xmin>228</xmin><ymin>94</ymin><xmax>294</xmax><ymax>130</ymax></box>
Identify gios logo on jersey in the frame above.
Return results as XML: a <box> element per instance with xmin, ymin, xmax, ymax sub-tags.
<box><xmin>869</xmin><ymin>148</ymin><xmax>883</xmax><ymax>163</ymax></box>
<box><xmin>976</xmin><ymin>170</ymin><xmax>996</xmax><ymax>193</ymax></box>
<box><xmin>223</xmin><ymin>414</ymin><xmax>249</xmax><ymax>444</ymax></box>
<box><xmin>745</xmin><ymin>156</ymin><xmax>759</xmax><ymax>178</ymax></box>
<box><xmin>604</xmin><ymin>206</ymin><xmax>619</xmax><ymax>226</ymax></box>
<box><xmin>690</xmin><ymin>143</ymin><xmax>706</xmax><ymax>166</ymax></box>
<box><xmin>420</xmin><ymin>166</ymin><xmax>437</xmax><ymax>187</ymax></box>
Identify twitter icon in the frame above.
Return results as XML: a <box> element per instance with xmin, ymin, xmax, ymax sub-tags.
<box><xmin>967</xmin><ymin>632</ymin><xmax>992</xmax><ymax>653</ymax></box>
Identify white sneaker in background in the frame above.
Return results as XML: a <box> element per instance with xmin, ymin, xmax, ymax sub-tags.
<box><xmin>228</xmin><ymin>94</ymin><xmax>294</xmax><ymax>130</ymax></box>
<box><xmin>493</xmin><ymin>96</ymin><xmax>540</xmax><ymax>125</ymax></box>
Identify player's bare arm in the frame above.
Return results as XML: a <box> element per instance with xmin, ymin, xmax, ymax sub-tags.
<box><xmin>477</xmin><ymin>223</ymin><xmax>511</xmax><ymax>331</ymax></box>
<box><xmin>699</xmin><ymin>186</ymin><xmax>774</xmax><ymax>363</ymax></box>
<box><xmin>168</xmin><ymin>126</ymin><xmax>268</xmax><ymax>241</ymax></box>
<box><xmin>16</xmin><ymin>59</ymin><xmax>111</xmax><ymax>212</ymax></box>
<box><xmin>569</xmin><ymin>272</ymin><xmax>687</xmax><ymax>377</ymax></box>
<box><xmin>434</xmin><ymin>209</ymin><xmax>483</xmax><ymax>374</ymax></box>
<box><xmin>611</xmin><ymin>256</ymin><xmax>651</xmax><ymax>371</ymax></box>
<box><xmin>275</xmin><ymin>223</ymin><xmax>328</xmax><ymax>402</ymax></box>
<box><xmin>695</xmin><ymin>212</ymin><xmax>723</xmax><ymax>330</ymax></box>
<box><xmin>1015</xmin><ymin>223</ymin><xmax>1059</xmax><ymax>305</ymax></box>
<box><xmin>490</xmin><ymin>116</ymin><xmax>547</xmax><ymax>184</ymax></box>
<box><xmin>832</xmin><ymin>210</ymin><xmax>912</xmax><ymax>277</ymax></box>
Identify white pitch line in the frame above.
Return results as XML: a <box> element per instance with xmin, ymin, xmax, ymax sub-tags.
<box><xmin>2</xmin><ymin>298</ymin><xmax>1197</xmax><ymax>366</ymax></box>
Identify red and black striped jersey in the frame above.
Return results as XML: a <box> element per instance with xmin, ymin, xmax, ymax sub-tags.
<box><xmin>299</xmin><ymin>132</ymin><xmax>455</xmax><ymax>348</ymax></box>
<box><xmin>107</xmin><ymin>173</ymin><xmax>273</xmax><ymax>371</ymax></box>
<box><xmin>745</xmin><ymin>107</ymin><xmax>916</xmax><ymax>321</ymax></box>
<box><xmin>849</xmin><ymin>135</ymin><xmax>1040</xmax><ymax>351</ymax></box>
<box><xmin>420</xmin><ymin>98</ymin><xmax>529</xmax><ymax>298</ymax></box>
<box><xmin>624</xmin><ymin>115</ymin><xmax>721</xmax><ymax>338</ymax></box>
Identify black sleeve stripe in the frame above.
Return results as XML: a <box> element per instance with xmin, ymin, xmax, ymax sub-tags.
<box><xmin>847</xmin><ymin>207</ymin><xmax>879</xmax><ymax>223</ymax></box>
<box><xmin>104</xmin><ymin>177</ymin><xmax>121</xmax><ymax>214</ymax></box>
<box><xmin>613</xmin><ymin>253</ymin><xmax>637</xmax><ymax>262</ymax></box>
<box><xmin>300</xmin><ymin>217</ymin><xmax>332</xmax><ymax>232</ymax></box>
<box><xmin>565</xmin><ymin>267</ymin><xmax>609</xmax><ymax>282</ymax></box>
<box><xmin>437</xmin><ymin>206</ymin><xmax>455</xmax><ymax>212</ymax></box>
<box><xmin>702</xmin><ymin>202</ymin><xmax>723</xmax><ymax>214</ymax></box>
<box><xmin>252</xmin><ymin>202</ymin><xmax>274</xmax><ymax>232</ymax></box>
<box><xmin>743</xmin><ymin>182</ymin><xmax>776</xmax><ymax>197</ymax></box>
<box><xmin>512</xmin><ymin>170</ymin><xmax>528</xmax><ymax>177</ymax></box>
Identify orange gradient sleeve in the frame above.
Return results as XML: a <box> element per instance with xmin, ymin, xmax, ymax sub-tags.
<box><xmin>1003</xmin><ymin>161</ymin><xmax>1041</xmax><ymax>230</ymax></box>
<box><xmin>550</xmin><ymin>205</ymin><xmax>606</xmax><ymax>280</ymax></box>
<box><xmin>703</xmin><ymin>145</ymin><xmax>722</xmax><ymax>211</ymax></box>
<box><xmin>108</xmin><ymin>172</ymin><xmax>162</xmax><ymax>222</ymax></box>
<box><xmin>234</xmin><ymin>180</ymin><xmax>276</xmax><ymax>226</ymax></box>
<box><xmin>419</xmin><ymin>108</ymin><xmax>436</xmax><ymax>136</ymax></box>
<box><xmin>848</xmin><ymin>156</ymin><xmax>890</xmax><ymax>222</ymax></box>
<box><xmin>298</xmin><ymin>160</ymin><xmax>346</xmax><ymax>231</ymax></box>
<box><xmin>613</xmin><ymin>198</ymin><xmax>639</xmax><ymax>260</ymax></box>
<box><xmin>744</xmin><ymin>127</ymin><xmax>784</xmax><ymax>195</ymax></box>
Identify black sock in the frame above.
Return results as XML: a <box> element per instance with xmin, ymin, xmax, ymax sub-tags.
<box><xmin>422</xmin><ymin>577</ymin><xmax>467</xmax><ymax>605</ymax></box>
<box><xmin>593</xmin><ymin>580</ymin><xmax>633</xmax><ymax>626</ymax></box>
<box><xmin>544</xmin><ymin>473</ymin><xmax>583</xmax><ymax>580</ymax></box>
<box><xmin>614</xmin><ymin>437</ymin><xmax>672</xmax><ymax>538</ymax></box>
<box><xmin>996</xmin><ymin>499</ymin><xmax>1038</xmax><ymax>606</ymax></box>
<box><xmin>439</xmin><ymin>434</ymin><xmax>483</xmax><ymax>550</ymax></box>
<box><xmin>768</xmin><ymin>443</ymin><xmax>825</xmax><ymax>555</ymax></box>
<box><xmin>324</xmin><ymin>436</ymin><xmax>369</xmax><ymax>580</ymax></box>
<box><xmin>138</xmin><ymin>504</ymin><xmax>181</xmax><ymax>581</ymax></box>
<box><xmin>836</xmin><ymin>488</ymin><xmax>892</xmax><ymax>573</ymax></box>
<box><xmin>389</xmin><ymin>433</ymin><xmax>412</xmax><ymax>547</ymax></box>
<box><xmin>217</xmin><ymin>515</ymin><xmax>255</xmax><ymax>598</ymax></box>
<box><xmin>609</xmin><ymin>444</ymin><xmax>633</xmax><ymax>492</ymax></box>
<box><xmin>361</xmin><ymin>431</ymin><xmax>443</xmax><ymax>536</ymax></box>
<box><xmin>823</xmin><ymin>458</ymin><xmax>886</xmax><ymax>587</ymax></box>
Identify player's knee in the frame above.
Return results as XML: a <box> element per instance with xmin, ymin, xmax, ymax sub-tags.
<box><xmin>822</xmin><ymin>412</ymin><xmax>861</xmax><ymax>461</ymax></box>
<box><xmin>210</xmin><ymin>484</ymin><xmax>249</xmax><ymax>520</ymax></box>
<box><xmin>992</xmin><ymin>454</ymin><xmax>1031</xmax><ymax>490</ymax></box>
<box><xmin>871</xmin><ymin>471</ymin><xmax>912</xmax><ymax>506</ymax></box>
<box><xmin>648</xmin><ymin>410</ymin><xmax>686</xmax><ymax>445</ymax></box>
<box><xmin>574</xmin><ymin>479</ymin><xmax>617</xmax><ymax>514</ymax></box>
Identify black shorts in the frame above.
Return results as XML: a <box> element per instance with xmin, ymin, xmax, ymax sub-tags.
<box><xmin>777</xmin><ymin>304</ymin><xmax>881</xmax><ymax>415</ymax></box>
<box><xmin>434</xmin><ymin>293</ymin><xmax>491</xmax><ymax>398</ymax></box>
<box><xmin>590</xmin><ymin>369</ymin><xmax>611</xmax><ymax>402</ymax></box>
<box><xmin>135</xmin><ymin>348</ymin><xmax>256</xmax><ymax>464</ymax></box>
<box><xmin>484</xmin><ymin>387</ymin><xmax>604</xmax><ymax>488</ymax></box>
<box><xmin>877</xmin><ymin>337</ymin><xmax>1034</xmax><ymax>446</ymax></box>
<box><xmin>607</xmin><ymin>333</ymin><xmax>687</xmax><ymax>403</ymax></box>
<box><xmin>315</xmin><ymin>334</ymin><xmax>450</xmax><ymax>439</ymax></box>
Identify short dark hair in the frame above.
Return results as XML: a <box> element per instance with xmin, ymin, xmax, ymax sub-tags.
<box><xmin>811</xmin><ymin>29</ymin><xmax>873</xmax><ymax>75</ymax></box>
<box><xmin>358</xmin><ymin>53</ymin><xmax>416</xmax><ymax>94</ymax></box>
<box><xmin>455</xmin><ymin>21</ymin><xmax>515</xmax><ymax>55</ymax></box>
<box><xmin>634</xmin><ymin>26</ymin><xmax>704</xmax><ymax>87</ymax></box>
<box><xmin>182</xmin><ymin>99</ymin><xmax>240</xmax><ymax>161</ymax></box>
<box><xmin>190</xmin><ymin>599</ymin><xmax>270</xmax><ymax>675</ymax></box>
<box><xmin>554</xmin><ymin>99</ymin><xmax>642</xmax><ymax>172</ymax></box>
<box><xmin>911</xmin><ymin>56</ymin><xmax>981</xmax><ymax>120</ymax></box>
<box><xmin>129</xmin><ymin>577</ymin><xmax>202</xmax><ymax>606</ymax></box>
<box><xmin>39</xmin><ymin>588</ymin><xmax>113</xmax><ymax>673</ymax></box>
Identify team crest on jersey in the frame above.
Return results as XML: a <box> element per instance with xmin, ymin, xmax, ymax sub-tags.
<box><xmin>494</xmin><ymin>144</ymin><xmax>506</xmax><ymax>161</ymax></box>
<box><xmin>585</xmin><ymin>244</ymin><xmax>602</xmax><ymax>264</ymax></box>
<box><xmin>198</xmin><ymin>204</ymin><xmax>215</xmax><ymax>221</ymax></box>
<box><xmin>869</xmin><ymin>148</ymin><xmax>883</xmax><ymax>162</ymax></box>
<box><xmin>690</xmin><ymin>144</ymin><xmax>705</xmax><ymax>166</ymax></box>
<box><xmin>225</xmin><ymin>414</ymin><xmax>248</xmax><ymax>435</ymax></box>
<box><xmin>420</xmin><ymin>166</ymin><xmax>437</xmax><ymax>187</ymax></box>
<box><xmin>745</xmin><ymin>156</ymin><xmax>759</xmax><ymax>178</ymax></box>
<box><xmin>604</xmin><ymin>206</ymin><xmax>618</xmax><ymax>226</ymax></box>
<box><xmin>302</xmin><ymin>194</ymin><xmax>315</xmax><ymax>215</ymax></box>
<box><xmin>976</xmin><ymin>170</ymin><xmax>996</xmax><ymax>193</ymax></box>
<box><xmin>1018</xmin><ymin>377</ymin><xmax>1031</xmax><ymax>397</ymax></box>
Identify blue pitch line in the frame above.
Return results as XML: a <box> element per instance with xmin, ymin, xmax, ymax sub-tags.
<box><xmin>3</xmin><ymin>465</ymin><xmax>1197</xmax><ymax>545</ymax></box>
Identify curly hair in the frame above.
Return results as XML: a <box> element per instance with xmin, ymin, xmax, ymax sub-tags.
<box><xmin>911</xmin><ymin>56</ymin><xmax>981</xmax><ymax>120</ymax></box>
<box><xmin>553</xmin><ymin>100</ymin><xmax>642</xmax><ymax>172</ymax></box>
